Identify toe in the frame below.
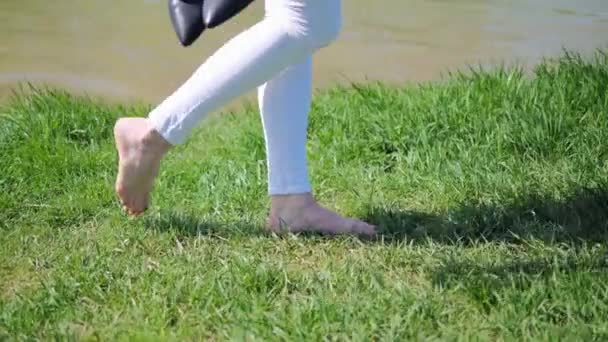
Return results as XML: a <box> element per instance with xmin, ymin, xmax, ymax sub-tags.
<box><xmin>131</xmin><ymin>197</ymin><xmax>146</xmax><ymax>215</ymax></box>
<box><xmin>353</xmin><ymin>221</ymin><xmax>376</xmax><ymax>236</ymax></box>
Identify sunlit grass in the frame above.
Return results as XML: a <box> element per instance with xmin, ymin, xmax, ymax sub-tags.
<box><xmin>1</xmin><ymin>49</ymin><xmax>608</xmax><ymax>340</ymax></box>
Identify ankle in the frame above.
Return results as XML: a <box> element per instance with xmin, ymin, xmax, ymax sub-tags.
<box><xmin>140</xmin><ymin>121</ymin><xmax>172</xmax><ymax>153</ymax></box>
<box><xmin>270</xmin><ymin>193</ymin><xmax>316</xmax><ymax>212</ymax></box>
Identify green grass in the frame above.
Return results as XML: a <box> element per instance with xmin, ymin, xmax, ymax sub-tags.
<box><xmin>2</xmin><ymin>49</ymin><xmax>608</xmax><ymax>340</ymax></box>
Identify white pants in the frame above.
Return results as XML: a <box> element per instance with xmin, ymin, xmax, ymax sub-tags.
<box><xmin>148</xmin><ymin>0</ymin><xmax>342</xmax><ymax>195</ymax></box>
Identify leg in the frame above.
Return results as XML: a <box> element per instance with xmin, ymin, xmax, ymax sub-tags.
<box><xmin>259</xmin><ymin>57</ymin><xmax>313</xmax><ymax>196</ymax></box>
<box><xmin>114</xmin><ymin>0</ymin><xmax>343</xmax><ymax>215</ymax></box>
<box><xmin>258</xmin><ymin>57</ymin><xmax>375</xmax><ymax>236</ymax></box>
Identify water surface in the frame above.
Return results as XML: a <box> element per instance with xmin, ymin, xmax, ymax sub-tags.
<box><xmin>0</xmin><ymin>0</ymin><xmax>606</xmax><ymax>104</ymax></box>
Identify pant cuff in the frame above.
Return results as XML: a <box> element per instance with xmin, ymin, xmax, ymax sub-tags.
<box><xmin>147</xmin><ymin>111</ymin><xmax>185</xmax><ymax>145</ymax></box>
<box><xmin>268</xmin><ymin>183</ymin><xmax>312</xmax><ymax>196</ymax></box>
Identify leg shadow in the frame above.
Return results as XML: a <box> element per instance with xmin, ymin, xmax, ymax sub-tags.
<box><xmin>143</xmin><ymin>209</ymin><xmax>267</xmax><ymax>238</ymax></box>
<box><xmin>431</xmin><ymin>251</ymin><xmax>608</xmax><ymax>313</ymax></box>
<box><xmin>364</xmin><ymin>184</ymin><xmax>608</xmax><ymax>244</ymax></box>
<box><xmin>143</xmin><ymin>209</ymin><xmax>376</xmax><ymax>241</ymax></box>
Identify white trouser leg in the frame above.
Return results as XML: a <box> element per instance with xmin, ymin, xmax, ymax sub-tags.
<box><xmin>258</xmin><ymin>56</ymin><xmax>312</xmax><ymax>195</ymax></box>
<box><xmin>148</xmin><ymin>0</ymin><xmax>342</xmax><ymax>145</ymax></box>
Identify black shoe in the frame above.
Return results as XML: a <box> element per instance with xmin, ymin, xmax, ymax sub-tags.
<box><xmin>168</xmin><ymin>0</ymin><xmax>205</xmax><ymax>47</ymax></box>
<box><xmin>203</xmin><ymin>0</ymin><xmax>255</xmax><ymax>28</ymax></box>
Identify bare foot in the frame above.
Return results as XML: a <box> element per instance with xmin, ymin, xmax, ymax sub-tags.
<box><xmin>114</xmin><ymin>118</ymin><xmax>171</xmax><ymax>215</ymax></box>
<box><xmin>267</xmin><ymin>193</ymin><xmax>377</xmax><ymax>237</ymax></box>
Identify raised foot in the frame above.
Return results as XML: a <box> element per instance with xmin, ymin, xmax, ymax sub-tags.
<box><xmin>114</xmin><ymin>117</ymin><xmax>171</xmax><ymax>215</ymax></box>
<box><xmin>267</xmin><ymin>193</ymin><xmax>377</xmax><ymax>237</ymax></box>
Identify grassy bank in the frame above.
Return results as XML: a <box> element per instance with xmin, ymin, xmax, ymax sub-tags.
<box><xmin>1</xmin><ymin>50</ymin><xmax>608</xmax><ymax>340</ymax></box>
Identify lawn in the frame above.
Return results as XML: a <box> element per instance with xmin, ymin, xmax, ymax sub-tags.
<box><xmin>1</xmin><ymin>50</ymin><xmax>608</xmax><ymax>340</ymax></box>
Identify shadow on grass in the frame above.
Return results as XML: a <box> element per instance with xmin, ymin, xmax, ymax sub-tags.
<box><xmin>143</xmin><ymin>210</ymin><xmax>267</xmax><ymax>238</ymax></box>
<box><xmin>365</xmin><ymin>184</ymin><xmax>608</xmax><ymax>244</ymax></box>
<box><xmin>143</xmin><ymin>210</ymin><xmax>355</xmax><ymax>241</ymax></box>
<box><xmin>431</xmin><ymin>252</ymin><xmax>608</xmax><ymax>314</ymax></box>
<box><xmin>142</xmin><ymin>185</ymin><xmax>608</xmax><ymax>244</ymax></box>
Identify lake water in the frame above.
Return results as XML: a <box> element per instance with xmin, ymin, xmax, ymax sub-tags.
<box><xmin>1</xmin><ymin>0</ymin><xmax>607</xmax><ymax>105</ymax></box>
